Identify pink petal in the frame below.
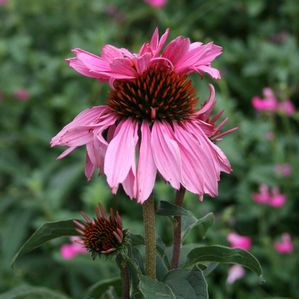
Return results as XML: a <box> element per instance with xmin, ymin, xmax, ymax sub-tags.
<box><xmin>57</xmin><ymin>146</ymin><xmax>77</xmax><ymax>159</ymax></box>
<box><xmin>136</xmin><ymin>121</ymin><xmax>157</xmax><ymax>203</ymax></box>
<box><xmin>56</xmin><ymin>126</ymin><xmax>93</xmax><ymax>147</ymax></box>
<box><xmin>104</xmin><ymin>119</ymin><xmax>138</xmax><ymax>189</ymax></box>
<box><xmin>151</xmin><ymin>122</ymin><xmax>181</xmax><ymax>189</ymax></box>
<box><xmin>195</xmin><ymin>65</ymin><xmax>221</xmax><ymax>79</ymax></box>
<box><xmin>162</xmin><ymin>36</ymin><xmax>190</xmax><ymax>66</ymax></box>
<box><xmin>174</xmin><ymin>123</ymin><xmax>217</xmax><ymax>195</ymax></box>
<box><xmin>85</xmin><ymin>152</ymin><xmax>95</xmax><ymax>181</ymax></box>
<box><xmin>72</xmin><ymin>48</ymin><xmax>111</xmax><ymax>74</ymax></box>
<box><xmin>122</xmin><ymin>167</ymin><xmax>137</xmax><ymax>199</ymax></box>
<box><xmin>108</xmin><ymin>58</ymin><xmax>137</xmax><ymax>79</ymax></box>
<box><xmin>136</xmin><ymin>53</ymin><xmax>152</xmax><ymax>74</ymax></box>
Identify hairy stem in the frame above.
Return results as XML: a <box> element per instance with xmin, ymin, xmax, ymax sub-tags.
<box><xmin>171</xmin><ymin>187</ymin><xmax>186</xmax><ymax>269</ymax></box>
<box><xmin>143</xmin><ymin>196</ymin><xmax>156</xmax><ymax>279</ymax></box>
<box><xmin>116</xmin><ymin>254</ymin><xmax>130</xmax><ymax>299</ymax></box>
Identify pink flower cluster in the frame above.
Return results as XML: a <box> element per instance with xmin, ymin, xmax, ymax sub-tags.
<box><xmin>252</xmin><ymin>87</ymin><xmax>296</xmax><ymax>116</ymax></box>
<box><xmin>60</xmin><ymin>237</ymin><xmax>87</xmax><ymax>260</ymax></box>
<box><xmin>252</xmin><ymin>184</ymin><xmax>287</xmax><ymax>208</ymax></box>
<box><xmin>144</xmin><ymin>0</ymin><xmax>167</xmax><ymax>8</ymax></box>
<box><xmin>227</xmin><ymin>232</ymin><xmax>252</xmax><ymax>251</ymax></box>
<box><xmin>274</xmin><ymin>163</ymin><xmax>291</xmax><ymax>177</ymax></box>
<box><xmin>274</xmin><ymin>233</ymin><xmax>294</xmax><ymax>254</ymax></box>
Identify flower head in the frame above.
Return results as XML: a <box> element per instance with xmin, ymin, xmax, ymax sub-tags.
<box><xmin>274</xmin><ymin>233</ymin><xmax>294</xmax><ymax>254</ymax></box>
<box><xmin>60</xmin><ymin>237</ymin><xmax>87</xmax><ymax>260</ymax></box>
<box><xmin>51</xmin><ymin>28</ymin><xmax>234</xmax><ymax>203</ymax></box>
<box><xmin>278</xmin><ymin>99</ymin><xmax>296</xmax><ymax>116</ymax></box>
<box><xmin>227</xmin><ymin>232</ymin><xmax>252</xmax><ymax>251</ymax></box>
<box><xmin>73</xmin><ymin>205</ymin><xmax>124</xmax><ymax>259</ymax></box>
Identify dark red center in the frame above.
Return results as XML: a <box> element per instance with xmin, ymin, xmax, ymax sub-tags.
<box><xmin>108</xmin><ymin>66</ymin><xmax>198</xmax><ymax>122</ymax></box>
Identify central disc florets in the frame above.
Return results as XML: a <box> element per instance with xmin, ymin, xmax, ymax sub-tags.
<box><xmin>108</xmin><ymin>66</ymin><xmax>198</xmax><ymax>122</ymax></box>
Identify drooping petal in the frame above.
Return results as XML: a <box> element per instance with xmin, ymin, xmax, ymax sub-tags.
<box><xmin>85</xmin><ymin>152</ymin><xmax>95</xmax><ymax>181</ymax></box>
<box><xmin>104</xmin><ymin>119</ymin><xmax>138</xmax><ymax>189</ymax></box>
<box><xmin>122</xmin><ymin>167</ymin><xmax>137</xmax><ymax>200</ymax></box>
<box><xmin>151</xmin><ymin>121</ymin><xmax>181</xmax><ymax>189</ymax></box>
<box><xmin>57</xmin><ymin>146</ymin><xmax>77</xmax><ymax>159</ymax></box>
<box><xmin>136</xmin><ymin>121</ymin><xmax>157</xmax><ymax>203</ymax></box>
<box><xmin>174</xmin><ymin>123</ymin><xmax>219</xmax><ymax>196</ymax></box>
<box><xmin>136</xmin><ymin>53</ymin><xmax>152</xmax><ymax>74</ymax></box>
<box><xmin>55</xmin><ymin>126</ymin><xmax>93</xmax><ymax>147</ymax></box>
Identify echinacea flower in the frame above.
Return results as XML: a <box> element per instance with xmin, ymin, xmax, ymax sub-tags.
<box><xmin>73</xmin><ymin>205</ymin><xmax>124</xmax><ymax>259</ymax></box>
<box><xmin>144</xmin><ymin>0</ymin><xmax>167</xmax><ymax>8</ymax></box>
<box><xmin>60</xmin><ymin>237</ymin><xmax>87</xmax><ymax>260</ymax></box>
<box><xmin>274</xmin><ymin>233</ymin><xmax>294</xmax><ymax>254</ymax></box>
<box><xmin>227</xmin><ymin>264</ymin><xmax>245</xmax><ymax>284</ymax></box>
<box><xmin>227</xmin><ymin>232</ymin><xmax>252</xmax><ymax>251</ymax></box>
<box><xmin>51</xmin><ymin>28</ymin><xmax>234</xmax><ymax>203</ymax></box>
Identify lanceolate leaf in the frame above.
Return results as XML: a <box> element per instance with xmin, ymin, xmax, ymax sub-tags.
<box><xmin>0</xmin><ymin>285</ymin><xmax>69</xmax><ymax>299</ymax></box>
<box><xmin>185</xmin><ymin>245</ymin><xmax>263</xmax><ymax>277</ymax></box>
<box><xmin>164</xmin><ymin>268</ymin><xmax>209</xmax><ymax>299</ymax></box>
<box><xmin>11</xmin><ymin>220</ymin><xmax>77</xmax><ymax>267</ymax></box>
<box><xmin>156</xmin><ymin>200</ymin><xmax>190</xmax><ymax>216</ymax></box>
<box><xmin>138</xmin><ymin>275</ymin><xmax>175</xmax><ymax>299</ymax></box>
<box><xmin>83</xmin><ymin>278</ymin><xmax>121</xmax><ymax>299</ymax></box>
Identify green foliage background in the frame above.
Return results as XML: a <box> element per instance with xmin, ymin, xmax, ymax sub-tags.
<box><xmin>0</xmin><ymin>0</ymin><xmax>299</xmax><ymax>298</ymax></box>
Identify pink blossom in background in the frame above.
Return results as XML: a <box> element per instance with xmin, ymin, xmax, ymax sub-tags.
<box><xmin>278</xmin><ymin>100</ymin><xmax>296</xmax><ymax>116</ymax></box>
<box><xmin>227</xmin><ymin>232</ymin><xmax>252</xmax><ymax>250</ymax></box>
<box><xmin>52</xmin><ymin>27</ymin><xmax>235</xmax><ymax>204</ymax></box>
<box><xmin>60</xmin><ymin>237</ymin><xmax>87</xmax><ymax>260</ymax></box>
<box><xmin>252</xmin><ymin>184</ymin><xmax>271</xmax><ymax>204</ymax></box>
<box><xmin>268</xmin><ymin>187</ymin><xmax>287</xmax><ymax>208</ymax></box>
<box><xmin>265</xmin><ymin>131</ymin><xmax>274</xmax><ymax>141</ymax></box>
<box><xmin>274</xmin><ymin>233</ymin><xmax>294</xmax><ymax>254</ymax></box>
<box><xmin>252</xmin><ymin>184</ymin><xmax>287</xmax><ymax>207</ymax></box>
<box><xmin>271</xmin><ymin>31</ymin><xmax>289</xmax><ymax>44</ymax></box>
<box><xmin>144</xmin><ymin>0</ymin><xmax>167</xmax><ymax>8</ymax></box>
<box><xmin>274</xmin><ymin>164</ymin><xmax>291</xmax><ymax>177</ymax></box>
<box><xmin>0</xmin><ymin>0</ymin><xmax>8</xmax><ymax>6</ymax></box>
<box><xmin>227</xmin><ymin>265</ymin><xmax>245</xmax><ymax>284</ymax></box>
<box><xmin>251</xmin><ymin>87</ymin><xmax>278</xmax><ymax>112</ymax></box>
<box><xmin>14</xmin><ymin>89</ymin><xmax>30</xmax><ymax>101</ymax></box>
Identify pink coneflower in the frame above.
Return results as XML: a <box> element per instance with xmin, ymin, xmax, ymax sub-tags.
<box><xmin>60</xmin><ymin>236</ymin><xmax>87</xmax><ymax>260</ymax></box>
<box><xmin>227</xmin><ymin>232</ymin><xmax>252</xmax><ymax>251</ymax></box>
<box><xmin>144</xmin><ymin>0</ymin><xmax>167</xmax><ymax>8</ymax></box>
<box><xmin>227</xmin><ymin>264</ymin><xmax>245</xmax><ymax>284</ymax></box>
<box><xmin>0</xmin><ymin>0</ymin><xmax>8</xmax><ymax>6</ymax></box>
<box><xmin>14</xmin><ymin>89</ymin><xmax>30</xmax><ymax>101</ymax></box>
<box><xmin>51</xmin><ymin>28</ymin><xmax>234</xmax><ymax>203</ymax></box>
<box><xmin>73</xmin><ymin>204</ymin><xmax>124</xmax><ymax>259</ymax></box>
<box><xmin>252</xmin><ymin>184</ymin><xmax>286</xmax><ymax>208</ymax></box>
<box><xmin>274</xmin><ymin>163</ymin><xmax>291</xmax><ymax>177</ymax></box>
<box><xmin>274</xmin><ymin>233</ymin><xmax>294</xmax><ymax>254</ymax></box>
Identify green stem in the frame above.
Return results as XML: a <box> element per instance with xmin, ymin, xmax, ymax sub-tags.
<box><xmin>143</xmin><ymin>196</ymin><xmax>156</xmax><ymax>279</ymax></box>
<box><xmin>116</xmin><ymin>254</ymin><xmax>130</xmax><ymax>299</ymax></box>
<box><xmin>171</xmin><ymin>187</ymin><xmax>186</xmax><ymax>269</ymax></box>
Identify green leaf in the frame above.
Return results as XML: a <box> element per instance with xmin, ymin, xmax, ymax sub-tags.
<box><xmin>156</xmin><ymin>201</ymin><xmax>190</xmax><ymax>216</ymax></box>
<box><xmin>11</xmin><ymin>220</ymin><xmax>77</xmax><ymax>267</ymax></box>
<box><xmin>185</xmin><ymin>245</ymin><xmax>263</xmax><ymax>277</ymax></box>
<box><xmin>156</xmin><ymin>201</ymin><xmax>214</xmax><ymax>241</ymax></box>
<box><xmin>182</xmin><ymin>213</ymin><xmax>215</xmax><ymax>241</ymax></box>
<box><xmin>0</xmin><ymin>286</ymin><xmax>69</xmax><ymax>299</ymax></box>
<box><xmin>138</xmin><ymin>275</ymin><xmax>175</xmax><ymax>299</ymax></box>
<box><xmin>164</xmin><ymin>268</ymin><xmax>208</xmax><ymax>299</ymax></box>
<box><xmin>83</xmin><ymin>278</ymin><xmax>121</xmax><ymax>299</ymax></box>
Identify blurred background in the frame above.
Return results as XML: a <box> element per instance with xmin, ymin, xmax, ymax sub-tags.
<box><xmin>0</xmin><ymin>0</ymin><xmax>299</xmax><ymax>298</ymax></box>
